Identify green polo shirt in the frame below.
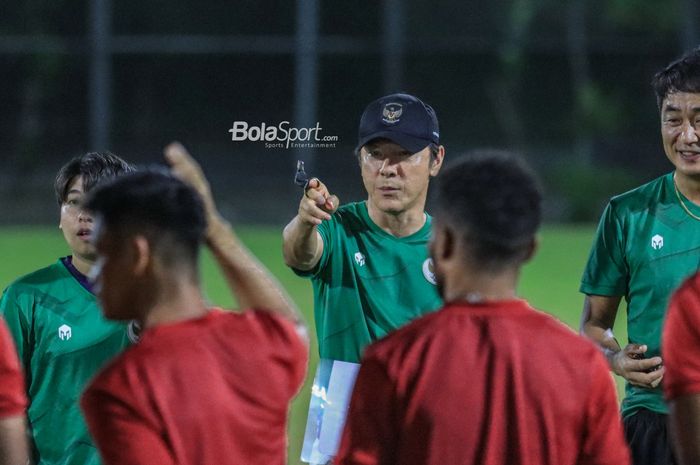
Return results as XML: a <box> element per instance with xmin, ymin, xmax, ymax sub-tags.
<box><xmin>581</xmin><ymin>172</ymin><xmax>700</xmax><ymax>418</ymax></box>
<box><xmin>294</xmin><ymin>201</ymin><xmax>442</xmax><ymax>363</ymax></box>
<box><xmin>0</xmin><ymin>259</ymin><xmax>131</xmax><ymax>465</ymax></box>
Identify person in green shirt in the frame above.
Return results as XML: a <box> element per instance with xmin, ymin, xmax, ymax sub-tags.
<box><xmin>283</xmin><ymin>93</ymin><xmax>445</xmax><ymax>363</ymax></box>
<box><xmin>580</xmin><ymin>47</ymin><xmax>700</xmax><ymax>465</ymax></box>
<box><xmin>0</xmin><ymin>152</ymin><xmax>135</xmax><ymax>465</ymax></box>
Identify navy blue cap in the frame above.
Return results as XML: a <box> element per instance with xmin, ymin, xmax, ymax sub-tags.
<box><xmin>356</xmin><ymin>93</ymin><xmax>439</xmax><ymax>154</ymax></box>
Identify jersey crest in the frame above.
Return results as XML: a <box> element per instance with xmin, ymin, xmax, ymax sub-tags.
<box><xmin>651</xmin><ymin>234</ymin><xmax>664</xmax><ymax>250</ymax></box>
<box><xmin>381</xmin><ymin>103</ymin><xmax>403</xmax><ymax>124</ymax></box>
<box><xmin>422</xmin><ymin>258</ymin><xmax>437</xmax><ymax>285</ymax></box>
<box><xmin>58</xmin><ymin>324</ymin><xmax>72</xmax><ymax>340</ymax></box>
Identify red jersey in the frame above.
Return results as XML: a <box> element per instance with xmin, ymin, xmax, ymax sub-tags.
<box><xmin>0</xmin><ymin>319</ymin><xmax>26</xmax><ymax>418</ymax></box>
<box><xmin>81</xmin><ymin>309</ymin><xmax>308</xmax><ymax>465</ymax></box>
<box><xmin>664</xmin><ymin>273</ymin><xmax>700</xmax><ymax>400</ymax></box>
<box><xmin>336</xmin><ymin>300</ymin><xmax>630</xmax><ymax>465</ymax></box>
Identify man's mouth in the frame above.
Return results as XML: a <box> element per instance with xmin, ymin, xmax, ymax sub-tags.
<box><xmin>678</xmin><ymin>150</ymin><xmax>700</xmax><ymax>161</ymax></box>
<box><xmin>77</xmin><ymin>229</ymin><xmax>92</xmax><ymax>239</ymax></box>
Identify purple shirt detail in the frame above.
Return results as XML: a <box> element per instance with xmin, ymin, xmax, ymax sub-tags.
<box><xmin>60</xmin><ymin>256</ymin><xmax>94</xmax><ymax>294</ymax></box>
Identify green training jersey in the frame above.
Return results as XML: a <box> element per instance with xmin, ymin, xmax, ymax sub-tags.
<box><xmin>0</xmin><ymin>259</ymin><xmax>132</xmax><ymax>465</ymax></box>
<box><xmin>580</xmin><ymin>172</ymin><xmax>700</xmax><ymax>418</ymax></box>
<box><xmin>294</xmin><ymin>201</ymin><xmax>442</xmax><ymax>362</ymax></box>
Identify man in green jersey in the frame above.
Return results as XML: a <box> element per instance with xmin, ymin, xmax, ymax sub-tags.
<box><xmin>283</xmin><ymin>93</ymin><xmax>445</xmax><ymax>363</ymax></box>
<box><xmin>580</xmin><ymin>48</ymin><xmax>700</xmax><ymax>465</ymax></box>
<box><xmin>0</xmin><ymin>152</ymin><xmax>134</xmax><ymax>465</ymax></box>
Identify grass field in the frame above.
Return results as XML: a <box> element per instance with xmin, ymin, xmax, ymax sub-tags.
<box><xmin>0</xmin><ymin>224</ymin><xmax>629</xmax><ymax>464</ymax></box>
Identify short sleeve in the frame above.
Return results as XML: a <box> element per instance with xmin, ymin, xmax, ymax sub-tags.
<box><xmin>81</xmin><ymin>376</ymin><xmax>176</xmax><ymax>465</ymax></box>
<box><xmin>580</xmin><ymin>351</ymin><xmax>631</xmax><ymax>465</ymax></box>
<box><xmin>580</xmin><ymin>202</ymin><xmax>628</xmax><ymax>297</ymax></box>
<box><xmin>247</xmin><ymin>311</ymin><xmax>309</xmax><ymax>396</ymax></box>
<box><xmin>291</xmin><ymin>215</ymin><xmax>334</xmax><ymax>278</ymax></box>
<box><xmin>663</xmin><ymin>274</ymin><xmax>700</xmax><ymax>400</ymax></box>
<box><xmin>0</xmin><ymin>319</ymin><xmax>27</xmax><ymax>418</ymax></box>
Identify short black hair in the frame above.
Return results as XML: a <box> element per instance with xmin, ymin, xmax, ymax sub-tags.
<box><xmin>433</xmin><ymin>150</ymin><xmax>542</xmax><ymax>270</ymax></box>
<box><xmin>652</xmin><ymin>47</ymin><xmax>700</xmax><ymax>109</ymax></box>
<box><xmin>85</xmin><ymin>170</ymin><xmax>207</xmax><ymax>271</ymax></box>
<box><xmin>54</xmin><ymin>152</ymin><xmax>134</xmax><ymax>206</ymax></box>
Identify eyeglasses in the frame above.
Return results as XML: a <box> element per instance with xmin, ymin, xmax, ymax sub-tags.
<box><xmin>361</xmin><ymin>150</ymin><xmax>426</xmax><ymax>169</ymax></box>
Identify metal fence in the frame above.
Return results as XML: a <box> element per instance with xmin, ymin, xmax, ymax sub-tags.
<box><xmin>1</xmin><ymin>0</ymin><xmax>698</xmax><ymax>224</ymax></box>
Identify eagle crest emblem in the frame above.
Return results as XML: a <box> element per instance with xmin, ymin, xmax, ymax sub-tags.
<box><xmin>381</xmin><ymin>103</ymin><xmax>403</xmax><ymax>124</ymax></box>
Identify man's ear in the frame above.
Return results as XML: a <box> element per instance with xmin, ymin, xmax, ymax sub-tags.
<box><xmin>132</xmin><ymin>235</ymin><xmax>151</xmax><ymax>276</ymax></box>
<box><xmin>432</xmin><ymin>222</ymin><xmax>455</xmax><ymax>262</ymax></box>
<box><xmin>429</xmin><ymin>145</ymin><xmax>445</xmax><ymax>177</ymax></box>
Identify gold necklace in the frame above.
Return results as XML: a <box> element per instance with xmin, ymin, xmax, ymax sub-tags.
<box><xmin>674</xmin><ymin>178</ymin><xmax>700</xmax><ymax>221</ymax></box>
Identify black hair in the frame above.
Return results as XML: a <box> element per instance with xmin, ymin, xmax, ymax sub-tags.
<box><xmin>652</xmin><ymin>47</ymin><xmax>700</xmax><ymax>109</ymax></box>
<box><xmin>54</xmin><ymin>152</ymin><xmax>135</xmax><ymax>206</ymax></box>
<box><xmin>85</xmin><ymin>169</ymin><xmax>207</xmax><ymax>271</ymax></box>
<box><xmin>433</xmin><ymin>150</ymin><xmax>542</xmax><ymax>270</ymax></box>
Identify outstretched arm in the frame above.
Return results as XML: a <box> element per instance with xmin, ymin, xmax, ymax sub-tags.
<box><xmin>282</xmin><ymin>178</ymin><xmax>339</xmax><ymax>271</ymax></box>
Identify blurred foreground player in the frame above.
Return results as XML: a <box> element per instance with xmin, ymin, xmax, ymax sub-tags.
<box><xmin>0</xmin><ymin>152</ymin><xmax>134</xmax><ymax>465</ymax></box>
<box><xmin>80</xmin><ymin>144</ymin><xmax>308</xmax><ymax>465</ymax></box>
<box><xmin>580</xmin><ymin>47</ymin><xmax>700</xmax><ymax>465</ymax></box>
<box><xmin>336</xmin><ymin>151</ymin><xmax>630</xmax><ymax>465</ymax></box>
<box><xmin>0</xmin><ymin>319</ymin><xmax>29</xmax><ymax>465</ymax></box>
<box><xmin>663</xmin><ymin>274</ymin><xmax>700</xmax><ymax>465</ymax></box>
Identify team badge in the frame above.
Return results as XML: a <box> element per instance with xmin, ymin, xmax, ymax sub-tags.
<box><xmin>651</xmin><ymin>234</ymin><xmax>664</xmax><ymax>250</ymax></box>
<box><xmin>127</xmin><ymin>320</ymin><xmax>142</xmax><ymax>343</ymax></box>
<box><xmin>381</xmin><ymin>103</ymin><xmax>403</xmax><ymax>124</ymax></box>
<box><xmin>58</xmin><ymin>324</ymin><xmax>72</xmax><ymax>341</ymax></box>
<box><xmin>354</xmin><ymin>252</ymin><xmax>366</xmax><ymax>267</ymax></box>
<box><xmin>422</xmin><ymin>258</ymin><xmax>437</xmax><ymax>285</ymax></box>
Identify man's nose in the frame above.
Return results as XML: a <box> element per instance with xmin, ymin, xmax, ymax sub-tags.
<box><xmin>379</xmin><ymin>158</ymin><xmax>397</xmax><ymax>176</ymax></box>
<box><xmin>680</xmin><ymin>121</ymin><xmax>700</xmax><ymax>144</ymax></box>
<box><xmin>78</xmin><ymin>209</ymin><xmax>93</xmax><ymax>222</ymax></box>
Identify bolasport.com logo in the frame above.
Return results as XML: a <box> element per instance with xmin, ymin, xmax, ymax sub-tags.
<box><xmin>228</xmin><ymin>121</ymin><xmax>339</xmax><ymax>149</ymax></box>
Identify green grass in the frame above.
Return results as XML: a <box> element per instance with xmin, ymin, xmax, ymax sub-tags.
<box><xmin>0</xmin><ymin>225</ymin><xmax>628</xmax><ymax>465</ymax></box>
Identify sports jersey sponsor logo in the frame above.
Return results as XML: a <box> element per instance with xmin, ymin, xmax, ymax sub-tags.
<box><xmin>422</xmin><ymin>258</ymin><xmax>437</xmax><ymax>285</ymax></box>
<box><xmin>354</xmin><ymin>252</ymin><xmax>366</xmax><ymax>267</ymax></box>
<box><xmin>58</xmin><ymin>324</ymin><xmax>72</xmax><ymax>341</ymax></box>
<box><xmin>127</xmin><ymin>320</ymin><xmax>141</xmax><ymax>343</ymax></box>
<box><xmin>381</xmin><ymin>103</ymin><xmax>403</xmax><ymax>124</ymax></box>
<box><xmin>651</xmin><ymin>234</ymin><xmax>664</xmax><ymax>250</ymax></box>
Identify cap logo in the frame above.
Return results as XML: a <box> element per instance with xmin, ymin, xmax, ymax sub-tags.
<box><xmin>381</xmin><ymin>103</ymin><xmax>403</xmax><ymax>124</ymax></box>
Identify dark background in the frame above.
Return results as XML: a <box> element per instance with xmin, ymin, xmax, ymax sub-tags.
<box><xmin>1</xmin><ymin>0</ymin><xmax>698</xmax><ymax>224</ymax></box>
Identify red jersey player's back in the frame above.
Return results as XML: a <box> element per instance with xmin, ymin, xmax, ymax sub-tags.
<box><xmin>337</xmin><ymin>299</ymin><xmax>630</xmax><ymax>465</ymax></box>
<box><xmin>82</xmin><ymin>309</ymin><xmax>307</xmax><ymax>465</ymax></box>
